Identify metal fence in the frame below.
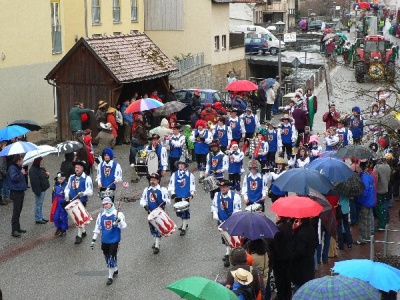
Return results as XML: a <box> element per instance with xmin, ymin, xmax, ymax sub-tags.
<box><xmin>367</xmin><ymin>224</ymin><xmax>400</xmax><ymax>260</ymax></box>
<box><xmin>174</xmin><ymin>53</ymin><xmax>204</xmax><ymax>76</ymax></box>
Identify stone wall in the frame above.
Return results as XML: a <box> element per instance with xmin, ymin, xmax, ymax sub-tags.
<box><xmin>26</xmin><ymin>122</ymin><xmax>58</xmax><ymax>144</ymax></box>
<box><xmin>211</xmin><ymin>59</ymin><xmax>247</xmax><ymax>91</ymax></box>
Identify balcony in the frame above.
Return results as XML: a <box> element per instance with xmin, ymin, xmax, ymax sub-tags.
<box><xmin>264</xmin><ymin>2</ymin><xmax>287</xmax><ymax>11</ymax></box>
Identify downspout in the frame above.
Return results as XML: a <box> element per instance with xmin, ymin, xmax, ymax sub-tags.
<box><xmin>46</xmin><ymin>79</ymin><xmax>61</xmax><ymax>140</ymax></box>
<box><xmin>84</xmin><ymin>0</ymin><xmax>88</xmax><ymax>37</ymax></box>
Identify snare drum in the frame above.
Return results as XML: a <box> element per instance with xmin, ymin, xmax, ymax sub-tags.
<box><xmin>98</xmin><ymin>189</ymin><xmax>115</xmax><ymax>199</ymax></box>
<box><xmin>203</xmin><ymin>176</ymin><xmax>219</xmax><ymax>192</ymax></box>
<box><xmin>147</xmin><ymin>207</ymin><xmax>176</xmax><ymax>237</ymax></box>
<box><xmin>65</xmin><ymin>199</ymin><xmax>93</xmax><ymax>228</ymax></box>
<box><xmin>173</xmin><ymin>200</ymin><xmax>190</xmax><ymax>212</ymax></box>
<box><xmin>245</xmin><ymin>203</ymin><xmax>263</xmax><ymax>212</ymax></box>
<box><xmin>218</xmin><ymin>226</ymin><xmax>243</xmax><ymax>249</ymax></box>
<box><xmin>135</xmin><ymin>157</ymin><xmax>148</xmax><ymax>177</ymax></box>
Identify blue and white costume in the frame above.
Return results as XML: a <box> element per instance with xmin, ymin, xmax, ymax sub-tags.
<box><xmin>226</xmin><ymin>116</ymin><xmax>245</xmax><ymax>141</ymax></box>
<box><xmin>51</xmin><ymin>181</ymin><xmax>68</xmax><ymax>232</ymax></box>
<box><xmin>241</xmin><ymin>113</ymin><xmax>260</xmax><ymax>136</ymax></box>
<box><xmin>190</xmin><ymin>129</ymin><xmax>212</xmax><ymax>178</ymax></box>
<box><xmin>165</xmin><ymin>133</ymin><xmax>185</xmax><ymax>173</ymax></box>
<box><xmin>227</xmin><ymin>147</ymin><xmax>244</xmax><ymax>191</ymax></box>
<box><xmin>96</xmin><ymin>148</ymin><xmax>122</xmax><ymax>202</ymax></box>
<box><xmin>146</xmin><ymin>144</ymin><xmax>168</xmax><ymax>173</ymax></box>
<box><xmin>241</xmin><ymin>172</ymin><xmax>268</xmax><ymax>207</ymax></box>
<box><xmin>213</xmin><ymin>125</ymin><xmax>232</xmax><ymax>149</ymax></box>
<box><xmin>337</xmin><ymin>126</ymin><xmax>353</xmax><ymax>147</ymax></box>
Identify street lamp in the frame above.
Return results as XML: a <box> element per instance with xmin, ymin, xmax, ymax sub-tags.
<box><xmin>275</xmin><ymin>21</ymin><xmax>285</xmax><ymax>85</ymax></box>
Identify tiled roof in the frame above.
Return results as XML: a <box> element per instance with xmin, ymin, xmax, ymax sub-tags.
<box><xmin>85</xmin><ymin>33</ymin><xmax>177</xmax><ymax>83</ymax></box>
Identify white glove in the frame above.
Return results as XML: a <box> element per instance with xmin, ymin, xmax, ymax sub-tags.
<box><xmin>78</xmin><ymin>192</ymin><xmax>85</xmax><ymax>197</ymax></box>
<box><xmin>213</xmin><ymin>212</ymin><xmax>219</xmax><ymax>221</ymax></box>
<box><xmin>65</xmin><ymin>197</ymin><xmax>70</xmax><ymax>202</ymax></box>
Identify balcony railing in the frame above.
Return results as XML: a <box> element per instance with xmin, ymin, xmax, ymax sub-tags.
<box><xmin>173</xmin><ymin>53</ymin><xmax>204</xmax><ymax>76</ymax></box>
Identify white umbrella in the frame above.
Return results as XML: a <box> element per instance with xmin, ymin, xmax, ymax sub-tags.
<box><xmin>23</xmin><ymin>145</ymin><xmax>58</xmax><ymax>164</ymax></box>
<box><xmin>0</xmin><ymin>141</ymin><xmax>39</xmax><ymax>156</ymax></box>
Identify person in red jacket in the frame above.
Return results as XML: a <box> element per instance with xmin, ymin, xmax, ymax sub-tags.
<box><xmin>106</xmin><ymin>107</ymin><xmax>119</xmax><ymax>138</ymax></box>
<box><xmin>322</xmin><ymin>103</ymin><xmax>340</xmax><ymax>130</ymax></box>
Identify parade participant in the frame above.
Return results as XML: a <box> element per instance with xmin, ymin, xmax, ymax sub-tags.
<box><xmin>296</xmin><ymin>126</ymin><xmax>311</xmax><ymax>148</ymax></box>
<box><xmin>227</xmin><ymin>141</ymin><xmax>244</xmax><ymax>192</ymax></box>
<box><xmin>165</xmin><ymin>123</ymin><xmax>185</xmax><ymax>174</ymax></box>
<box><xmin>336</xmin><ymin>119</ymin><xmax>353</xmax><ymax>147</ymax></box>
<box><xmin>50</xmin><ymin>172</ymin><xmax>68</xmax><ymax>237</ymax></box>
<box><xmin>146</xmin><ymin>134</ymin><xmax>168</xmax><ymax>177</ymax></box>
<box><xmin>91</xmin><ymin>197</ymin><xmax>127</xmax><ymax>285</ymax></box>
<box><xmin>305</xmin><ymin>89</ymin><xmax>318</xmax><ymax>131</ymax></box>
<box><xmin>323</xmin><ymin>127</ymin><xmax>340</xmax><ymax>151</ymax></box>
<box><xmin>242</xmin><ymin>160</ymin><xmax>267</xmax><ymax>212</ymax></box>
<box><xmin>64</xmin><ymin>160</ymin><xmax>94</xmax><ymax>244</ymax></box>
<box><xmin>8</xmin><ymin>155</ymin><xmax>28</xmax><ymax>237</ymax></box>
<box><xmin>266</xmin><ymin>122</ymin><xmax>281</xmax><ymax>167</ymax></box>
<box><xmin>227</xmin><ymin>108</ymin><xmax>245</xmax><ymax>144</ymax></box>
<box><xmin>205</xmin><ymin>140</ymin><xmax>229</xmax><ymax>199</ymax></box>
<box><xmin>139</xmin><ymin>173</ymin><xmax>170</xmax><ymax>254</ymax></box>
<box><xmin>267</xmin><ymin>157</ymin><xmax>288</xmax><ymax>203</ymax></box>
<box><xmin>322</xmin><ymin>103</ymin><xmax>340</xmax><ymax>130</ymax></box>
<box><xmin>213</xmin><ymin>117</ymin><xmax>232</xmax><ymax>152</ymax></box>
<box><xmin>279</xmin><ymin>98</ymin><xmax>296</xmax><ymax>119</ymax></box>
<box><xmin>96</xmin><ymin>148</ymin><xmax>123</xmax><ymax>202</ymax></box>
<box><xmin>201</xmin><ymin>103</ymin><xmax>219</xmax><ymax>124</ymax></box>
<box><xmin>168</xmin><ymin>160</ymin><xmax>196</xmax><ymax>236</ymax></box>
<box><xmin>253</xmin><ymin>132</ymin><xmax>269</xmax><ymax>173</ymax></box>
<box><xmin>241</xmin><ymin>107</ymin><xmax>259</xmax><ymax>149</ymax></box>
<box><xmin>190</xmin><ymin>120</ymin><xmax>212</xmax><ymax>183</ymax></box>
<box><xmin>292</xmin><ymin>100</ymin><xmax>307</xmax><ymax>134</ymax></box>
<box><xmin>288</xmin><ymin>146</ymin><xmax>310</xmax><ymax>169</ymax></box>
<box><xmin>308</xmin><ymin>135</ymin><xmax>322</xmax><ymax>162</ymax></box>
<box><xmin>348</xmin><ymin>106</ymin><xmax>364</xmax><ymax>145</ymax></box>
<box><xmin>278</xmin><ymin>114</ymin><xmax>298</xmax><ymax>159</ymax></box>
<box><xmin>211</xmin><ymin>180</ymin><xmax>241</xmax><ymax>267</ymax></box>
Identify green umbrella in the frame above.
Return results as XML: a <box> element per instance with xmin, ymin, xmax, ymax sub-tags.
<box><xmin>166</xmin><ymin>276</ymin><xmax>239</xmax><ymax>300</ymax></box>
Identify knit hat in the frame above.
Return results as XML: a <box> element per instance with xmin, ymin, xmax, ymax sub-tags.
<box><xmin>229</xmin><ymin>247</ymin><xmax>248</xmax><ymax>265</ymax></box>
<box><xmin>230</xmin><ymin>141</ymin><xmax>239</xmax><ymax>149</ymax></box>
<box><xmin>102</xmin><ymin>197</ymin><xmax>113</xmax><ymax>205</ymax></box>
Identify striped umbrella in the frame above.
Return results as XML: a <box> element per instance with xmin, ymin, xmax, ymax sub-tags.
<box><xmin>124</xmin><ymin>98</ymin><xmax>164</xmax><ymax>114</ymax></box>
<box><xmin>0</xmin><ymin>141</ymin><xmax>39</xmax><ymax>156</ymax></box>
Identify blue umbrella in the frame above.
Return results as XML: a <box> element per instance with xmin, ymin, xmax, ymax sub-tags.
<box><xmin>0</xmin><ymin>125</ymin><xmax>30</xmax><ymax>142</ymax></box>
<box><xmin>307</xmin><ymin>157</ymin><xmax>354</xmax><ymax>182</ymax></box>
<box><xmin>293</xmin><ymin>275</ymin><xmax>380</xmax><ymax>299</ymax></box>
<box><xmin>272</xmin><ymin>168</ymin><xmax>334</xmax><ymax>195</ymax></box>
<box><xmin>218</xmin><ymin>211</ymin><xmax>278</xmax><ymax>240</ymax></box>
<box><xmin>333</xmin><ymin>259</ymin><xmax>400</xmax><ymax>292</ymax></box>
<box><xmin>264</xmin><ymin>78</ymin><xmax>276</xmax><ymax>90</ymax></box>
<box><xmin>0</xmin><ymin>141</ymin><xmax>38</xmax><ymax>156</ymax></box>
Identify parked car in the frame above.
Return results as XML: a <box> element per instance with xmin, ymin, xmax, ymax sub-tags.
<box><xmin>174</xmin><ymin>89</ymin><xmax>223</xmax><ymax>122</ymax></box>
<box><xmin>245</xmin><ymin>37</ymin><xmax>269</xmax><ymax>55</ymax></box>
<box><xmin>308</xmin><ymin>20</ymin><xmax>323</xmax><ymax>31</ymax></box>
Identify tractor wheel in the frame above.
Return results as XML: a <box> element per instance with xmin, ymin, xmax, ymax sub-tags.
<box><xmin>386</xmin><ymin>62</ymin><xmax>396</xmax><ymax>82</ymax></box>
<box><xmin>355</xmin><ymin>63</ymin><xmax>364</xmax><ymax>83</ymax></box>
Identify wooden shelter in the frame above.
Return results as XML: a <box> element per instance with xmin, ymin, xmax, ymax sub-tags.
<box><xmin>45</xmin><ymin>33</ymin><xmax>177</xmax><ymax>141</ymax></box>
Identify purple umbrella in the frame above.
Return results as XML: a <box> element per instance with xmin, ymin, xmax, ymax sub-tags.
<box><xmin>299</xmin><ymin>19</ymin><xmax>307</xmax><ymax>26</ymax></box>
<box><xmin>218</xmin><ymin>211</ymin><xmax>278</xmax><ymax>240</ymax></box>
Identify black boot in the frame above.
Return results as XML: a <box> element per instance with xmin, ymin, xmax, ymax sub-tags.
<box><xmin>54</xmin><ymin>228</ymin><xmax>62</xmax><ymax>236</ymax></box>
<box><xmin>75</xmin><ymin>235</ymin><xmax>82</xmax><ymax>244</ymax></box>
<box><xmin>224</xmin><ymin>255</ymin><xmax>230</xmax><ymax>267</ymax></box>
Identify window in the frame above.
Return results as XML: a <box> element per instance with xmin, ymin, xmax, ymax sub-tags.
<box><xmin>131</xmin><ymin>0</ymin><xmax>138</xmax><ymax>21</ymax></box>
<box><xmin>51</xmin><ymin>1</ymin><xmax>62</xmax><ymax>54</ymax></box>
<box><xmin>113</xmin><ymin>0</ymin><xmax>120</xmax><ymax>23</ymax></box>
<box><xmin>92</xmin><ymin>34</ymin><xmax>102</xmax><ymax>38</ymax></box>
<box><xmin>92</xmin><ymin>0</ymin><xmax>101</xmax><ymax>24</ymax></box>
<box><xmin>214</xmin><ymin>36</ymin><xmax>220</xmax><ymax>50</ymax></box>
<box><xmin>222</xmin><ymin>35</ymin><xmax>227</xmax><ymax>49</ymax></box>
<box><xmin>113</xmin><ymin>32</ymin><xmax>121</xmax><ymax>36</ymax></box>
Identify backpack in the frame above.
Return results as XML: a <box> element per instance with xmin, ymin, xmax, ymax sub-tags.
<box><xmin>233</xmin><ymin>285</ymin><xmax>256</xmax><ymax>300</ymax></box>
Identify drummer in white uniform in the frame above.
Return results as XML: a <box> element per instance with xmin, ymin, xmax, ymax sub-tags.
<box><xmin>241</xmin><ymin>160</ymin><xmax>268</xmax><ymax>212</ymax></box>
<box><xmin>140</xmin><ymin>173</ymin><xmax>171</xmax><ymax>254</ymax></box>
<box><xmin>168</xmin><ymin>160</ymin><xmax>196</xmax><ymax>236</ymax></box>
<box><xmin>64</xmin><ymin>160</ymin><xmax>93</xmax><ymax>245</ymax></box>
<box><xmin>96</xmin><ymin>147</ymin><xmax>122</xmax><ymax>202</ymax></box>
<box><xmin>146</xmin><ymin>134</ymin><xmax>168</xmax><ymax>177</ymax></box>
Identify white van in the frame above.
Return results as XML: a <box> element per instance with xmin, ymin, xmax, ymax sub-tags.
<box><xmin>232</xmin><ymin>25</ymin><xmax>286</xmax><ymax>55</ymax></box>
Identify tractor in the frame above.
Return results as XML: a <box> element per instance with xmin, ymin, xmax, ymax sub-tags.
<box><xmin>354</xmin><ymin>35</ymin><xmax>396</xmax><ymax>83</ymax></box>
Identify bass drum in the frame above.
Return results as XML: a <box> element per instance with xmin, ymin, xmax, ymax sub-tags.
<box><xmin>147</xmin><ymin>151</ymin><xmax>159</xmax><ymax>175</ymax></box>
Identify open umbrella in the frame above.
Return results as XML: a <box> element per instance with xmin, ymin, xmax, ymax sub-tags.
<box><xmin>153</xmin><ymin>101</ymin><xmax>186</xmax><ymax>116</ymax></box>
<box><xmin>166</xmin><ymin>276</ymin><xmax>239</xmax><ymax>300</ymax></box>
<box><xmin>358</xmin><ymin>2</ymin><xmax>370</xmax><ymax>9</ymax></box>
<box><xmin>56</xmin><ymin>141</ymin><xmax>83</xmax><ymax>154</ymax></box>
<box><xmin>270</xmin><ymin>195</ymin><xmax>323</xmax><ymax>218</ymax></box>
<box><xmin>308</xmin><ymin>188</ymin><xmax>336</xmax><ymax>237</ymax></box>
<box><xmin>323</xmin><ymin>28</ymin><xmax>334</xmax><ymax>33</ymax></box>
<box><xmin>272</xmin><ymin>168</ymin><xmax>334</xmax><ymax>195</ymax></box>
<box><xmin>0</xmin><ymin>125</ymin><xmax>30</xmax><ymax>142</ymax></box>
<box><xmin>8</xmin><ymin>119</ymin><xmax>42</xmax><ymax>131</ymax></box>
<box><xmin>293</xmin><ymin>275</ymin><xmax>380</xmax><ymax>300</ymax></box>
<box><xmin>0</xmin><ymin>141</ymin><xmax>39</xmax><ymax>156</ymax></box>
<box><xmin>226</xmin><ymin>80</ymin><xmax>258</xmax><ymax>92</ymax></box>
<box><xmin>334</xmin><ymin>172</ymin><xmax>365</xmax><ymax>198</ymax></box>
<box><xmin>307</xmin><ymin>157</ymin><xmax>354</xmax><ymax>182</ymax></box>
<box><xmin>333</xmin><ymin>259</ymin><xmax>400</xmax><ymax>292</ymax></box>
<box><xmin>264</xmin><ymin>78</ymin><xmax>276</xmax><ymax>90</ymax></box>
<box><xmin>218</xmin><ymin>211</ymin><xmax>278</xmax><ymax>240</ymax></box>
<box><xmin>318</xmin><ymin>151</ymin><xmax>338</xmax><ymax>158</ymax></box>
<box><xmin>335</xmin><ymin>145</ymin><xmax>376</xmax><ymax>159</ymax></box>
<box><xmin>23</xmin><ymin>145</ymin><xmax>58</xmax><ymax>165</ymax></box>
<box><xmin>323</xmin><ymin>33</ymin><xmax>336</xmax><ymax>41</ymax></box>
<box><xmin>124</xmin><ymin>98</ymin><xmax>164</xmax><ymax>114</ymax></box>
<box><xmin>335</xmin><ymin>33</ymin><xmax>347</xmax><ymax>40</ymax></box>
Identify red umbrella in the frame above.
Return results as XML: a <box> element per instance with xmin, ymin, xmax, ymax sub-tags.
<box><xmin>358</xmin><ymin>2</ymin><xmax>370</xmax><ymax>9</ymax></box>
<box><xmin>226</xmin><ymin>80</ymin><xmax>258</xmax><ymax>92</ymax></box>
<box><xmin>269</xmin><ymin>195</ymin><xmax>323</xmax><ymax>218</ymax></box>
<box><xmin>323</xmin><ymin>28</ymin><xmax>334</xmax><ymax>33</ymax></box>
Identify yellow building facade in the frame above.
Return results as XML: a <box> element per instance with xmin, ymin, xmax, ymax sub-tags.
<box><xmin>0</xmin><ymin>0</ymin><xmax>144</xmax><ymax>127</ymax></box>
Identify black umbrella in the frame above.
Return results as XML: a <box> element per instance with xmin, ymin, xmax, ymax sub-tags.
<box><xmin>334</xmin><ymin>173</ymin><xmax>365</xmax><ymax>198</ymax></box>
<box><xmin>335</xmin><ymin>145</ymin><xmax>376</xmax><ymax>160</ymax></box>
<box><xmin>56</xmin><ymin>141</ymin><xmax>83</xmax><ymax>154</ymax></box>
<box><xmin>8</xmin><ymin>119</ymin><xmax>41</xmax><ymax>131</ymax></box>
<box><xmin>308</xmin><ymin>188</ymin><xmax>336</xmax><ymax>238</ymax></box>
